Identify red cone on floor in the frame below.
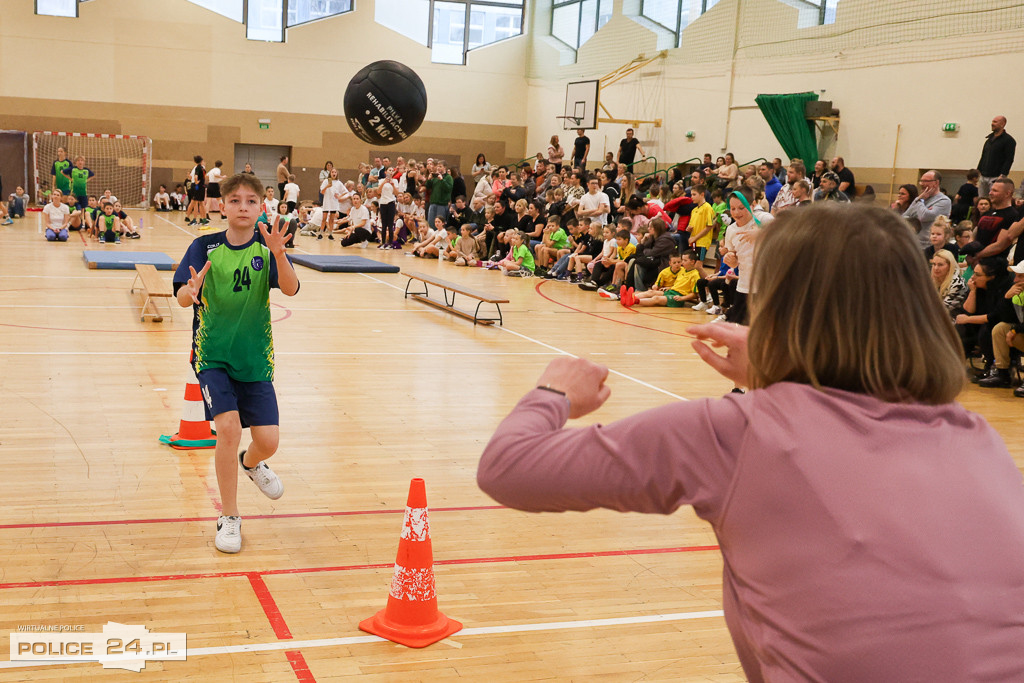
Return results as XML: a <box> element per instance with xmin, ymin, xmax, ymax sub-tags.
<box><xmin>359</xmin><ymin>478</ymin><xmax>462</xmax><ymax>647</ymax></box>
<box><xmin>159</xmin><ymin>381</ymin><xmax>216</xmax><ymax>450</ymax></box>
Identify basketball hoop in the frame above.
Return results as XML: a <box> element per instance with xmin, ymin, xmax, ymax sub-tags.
<box><xmin>556</xmin><ymin>115</ymin><xmax>583</xmax><ymax>127</ymax></box>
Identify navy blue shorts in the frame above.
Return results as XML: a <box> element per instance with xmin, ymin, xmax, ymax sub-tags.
<box><xmin>197</xmin><ymin>367</ymin><xmax>279</xmax><ymax>427</ymax></box>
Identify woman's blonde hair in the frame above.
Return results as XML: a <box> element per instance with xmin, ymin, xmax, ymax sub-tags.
<box><xmin>931</xmin><ymin>248</ymin><xmax>959</xmax><ymax>298</ymax></box>
<box><xmin>515</xmin><ymin>198</ymin><xmax>528</xmax><ymax>213</ymax></box>
<box><xmin>748</xmin><ymin>204</ymin><xmax>964</xmax><ymax>404</ymax></box>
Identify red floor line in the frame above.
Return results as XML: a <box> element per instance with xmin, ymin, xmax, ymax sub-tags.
<box><xmin>0</xmin><ymin>505</ymin><xmax>506</xmax><ymax>530</ymax></box>
<box><xmin>247</xmin><ymin>572</ymin><xmax>293</xmax><ymax>639</ymax></box>
<box><xmin>286</xmin><ymin>650</ymin><xmax>317</xmax><ymax>683</ymax></box>
<box><xmin>0</xmin><ymin>545</ymin><xmax>719</xmax><ymax>590</ymax></box>
<box><xmin>534</xmin><ymin>281</ymin><xmax>696</xmax><ymax>338</ymax></box>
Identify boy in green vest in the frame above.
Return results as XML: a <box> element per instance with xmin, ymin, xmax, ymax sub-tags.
<box><xmin>174</xmin><ymin>173</ymin><xmax>300</xmax><ymax>554</ymax></box>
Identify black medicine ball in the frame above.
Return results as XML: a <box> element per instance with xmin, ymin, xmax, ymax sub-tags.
<box><xmin>343</xmin><ymin>61</ymin><xmax>428</xmax><ymax>147</ymax></box>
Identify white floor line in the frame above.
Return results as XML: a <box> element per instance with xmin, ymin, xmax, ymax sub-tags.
<box><xmin>0</xmin><ymin>610</ymin><xmax>725</xmax><ymax>670</ymax></box>
<box><xmin>0</xmin><ymin>304</ymin><xmax>430</xmax><ymax>312</ymax></box>
<box><xmin>152</xmin><ymin>212</ymin><xmax>199</xmax><ymax>238</ymax></box>
<box><xmin>359</xmin><ymin>271</ymin><xmax>405</xmax><ymax>292</ymax></box>
<box><xmin>497</xmin><ymin>326</ymin><xmax>688</xmax><ymax>402</ymax></box>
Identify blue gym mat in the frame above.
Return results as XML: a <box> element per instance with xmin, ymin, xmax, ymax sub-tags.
<box><xmin>288</xmin><ymin>254</ymin><xmax>400</xmax><ymax>273</ymax></box>
<box><xmin>83</xmin><ymin>251</ymin><xmax>178</xmax><ymax>271</ymax></box>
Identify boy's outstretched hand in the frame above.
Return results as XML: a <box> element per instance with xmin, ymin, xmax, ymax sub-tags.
<box><xmin>535</xmin><ymin>357</ymin><xmax>611</xmax><ymax>419</ymax></box>
<box><xmin>184</xmin><ymin>262</ymin><xmax>212</xmax><ymax>305</ymax></box>
<box><xmin>259</xmin><ymin>221</ymin><xmax>290</xmax><ymax>256</ymax></box>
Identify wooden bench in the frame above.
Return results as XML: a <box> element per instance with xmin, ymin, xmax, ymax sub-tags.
<box><xmin>403</xmin><ymin>270</ymin><xmax>509</xmax><ymax>326</ymax></box>
<box><xmin>130</xmin><ymin>264</ymin><xmax>175</xmax><ymax>322</ymax></box>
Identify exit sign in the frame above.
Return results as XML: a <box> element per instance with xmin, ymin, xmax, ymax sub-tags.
<box><xmin>942</xmin><ymin>123</ymin><xmax>959</xmax><ymax>132</ymax></box>
<box><xmin>258</xmin><ymin>119</ymin><xmax>271</xmax><ymax>130</ymax></box>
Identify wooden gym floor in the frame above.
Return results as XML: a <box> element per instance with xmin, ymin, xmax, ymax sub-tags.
<box><xmin>0</xmin><ymin>209</ymin><xmax>1020</xmax><ymax>681</ymax></box>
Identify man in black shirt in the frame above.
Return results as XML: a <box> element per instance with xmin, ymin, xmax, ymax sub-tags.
<box><xmin>617</xmin><ymin>128</ymin><xmax>645</xmax><ymax>169</ymax></box>
<box><xmin>973</xmin><ymin>177</ymin><xmax>1021</xmax><ymax>261</ymax></box>
<box><xmin>978</xmin><ymin>115</ymin><xmax>1016</xmax><ymax>197</ymax></box>
<box><xmin>599</xmin><ymin>170</ymin><xmax>620</xmax><ymax>222</ymax></box>
<box><xmin>572</xmin><ymin>128</ymin><xmax>590</xmax><ymax>170</ymax></box>
<box><xmin>830</xmin><ymin>156</ymin><xmax>856</xmax><ymax>197</ymax></box>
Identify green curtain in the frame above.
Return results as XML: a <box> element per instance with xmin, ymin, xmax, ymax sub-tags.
<box><xmin>754</xmin><ymin>92</ymin><xmax>820</xmax><ymax>166</ymax></box>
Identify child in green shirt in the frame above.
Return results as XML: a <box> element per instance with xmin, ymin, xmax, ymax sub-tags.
<box><xmin>499</xmin><ymin>229</ymin><xmax>536</xmax><ymax>277</ymax></box>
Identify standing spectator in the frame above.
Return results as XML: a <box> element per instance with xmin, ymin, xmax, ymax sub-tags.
<box><xmin>378</xmin><ymin>175</ymin><xmax>397</xmax><ymax>247</ymax></box>
<box><xmin>450</xmin><ymin>166</ymin><xmax>467</xmax><ymax>202</ymax></box>
<box><xmin>572</xmin><ymin>128</ymin><xmax>590</xmax><ymax>170</ymax></box>
<box><xmin>978</xmin><ymin>115</ymin><xmax>1015</xmax><ymax>197</ymax></box>
<box><xmin>185</xmin><ymin>155</ymin><xmax>208</xmax><ymax>227</ymax></box>
<box><xmin>617</xmin><ymin>128</ymin><xmax>645</xmax><ymax>170</ymax></box>
<box><xmin>758</xmin><ymin>162</ymin><xmax>782</xmax><ymax>209</ymax></box>
<box><xmin>276</xmin><ymin>156</ymin><xmax>289</xmax><ymax>200</ymax></box>
<box><xmin>577</xmin><ymin>176</ymin><xmax>610</xmax><ymax>227</ymax></box>
<box><xmin>283</xmin><ymin>174</ymin><xmax>300</xmax><ymax>214</ymax></box>
<box><xmin>425</xmin><ymin>161</ymin><xmax>453</xmax><ymax>228</ymax></box>
<box><xmin>472</xmin><ymin>154</ymin><xmax>491</xmax><ymax>183</ymax></box>
<box><xmin>43</xmin><ymin>189</ymin><xmax>70</xmax><ymax>241</ymax></box>
<box><xmin>830</xmin><ymin>157</ymin><xmax>857</xmax><ymax>197</ymax></box>
<box><xmin>951</xmin><ymin>169</ymin><xmax>980</xmax><ymax>223</ymax></box>
<box><xmin>547</xmin><ymin>135</ymin><xmax>565</xmax><ymax>173</ymax></box>
<box><xmin>51</xmin><ymin>147</ymin><xmax>72</xmax><ymax>198</ymax></box>
<box><xmin>206</xmin><ymin>160</ymin><xmax>225</xmax><ymax>218</ymax></box>
<box><xmin>318</xmin><ymin>161</ymin><xmax>333</xmax><ymax>205</ymax></box>
<box><xmin>903</xmin><ymin>170</ymin><xmax>952</xmax><ymax>248</ymax></box>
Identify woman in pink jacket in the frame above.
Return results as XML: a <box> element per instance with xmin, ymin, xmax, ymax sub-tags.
<box><xmin>478</xmin><ymin>203</ymin><xmax>1024</xmax><ymax>682</ymax></box>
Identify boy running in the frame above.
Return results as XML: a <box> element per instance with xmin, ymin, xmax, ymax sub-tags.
<box><xmin>173</xmin><ymin>173</ymin><xmax>300</xmax><ymax>554</ymax></box>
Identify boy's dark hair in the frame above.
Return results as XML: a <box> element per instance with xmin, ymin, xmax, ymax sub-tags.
<box><xmin>691</xmin><ymin>184</ymin><xmax>706</xmax><ymax>195</ymax></box>
<box><xmin>266</xmin><ymin>186</ymin><xmax>274</xmax><ymax>191</ymax></box>
<box><xmin>193</xmin><ymin>155</ymin><xmax>203</xmax><ymax>164</ymax></box>
<box><xmin>454</xmin><ymin>195</ymin><xmax>466</xmax><ymax>203</ymax></box>
<box><xmin>547</xmin><ymin>215</ymin><xmax>561</xmax><ymax>226</ymax></box>
<box><xmin>89</xmin><ymin>194</ymin><xmax>97</xmax><ymax>199</ymax></box>
<box><xmin>215</xmin><ymin>160</ymin><xmax>223</xmax><ymax>168</ymax></box>
<box><xmin>615</xmin><ymin>229</ymin><xmax>631</xmax><ymax>240</ymax></box>
<box><xmin>966</xmin><ymin>169</ymin><xmax>981</xmax><ymax>181</ymax></box>
<box><xmin>711</xmin><ymin>188</ymin><xmax>723</xmax><ymax>199</ymax></box>
<box><xmin>221</xmin><ymin>173</ymin><xmax>264</xmax><ymax>199</ymax></box>
<box><xmin>681</xmin><ymin>249</ymin><xmax>699</xmax><ymax>261</ymax></box>
<box><xmin>617</xmin><ymin>217</ymin><xmax>632</xmax><ymax>229</ymax></box>
<box><xmin>566</xmin><ymin>217</ymin><xmax>579</xmax><ymax>228</ymax></box>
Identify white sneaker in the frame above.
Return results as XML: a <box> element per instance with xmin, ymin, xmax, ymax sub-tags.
<box><xmin>241</xmin><ymin>451</ymin><xmax>284</xmax><ymax>500</ymax></box>
<box><xmin>215</xmin><ymin>515</ymin><xmax>241</xmax><ymax>553</ymax></box>
<box><xmin>692</xmin><ymin>301</ymin><xmax>708</xmax><ymax>312</ymax></box>
<box><xmin>359</xmin><ymin>241</ymin><xmax>368</xmax><ymax>249</ymax></box>
<box><xmin>711</xmin><ymin>314</ymin><xmax>727</xmax><ymax>323</ymax></box>
<box><xmin>707</xmin><ymin>305</ymin><xmax>723</xmax><ymax>315</ymax></box>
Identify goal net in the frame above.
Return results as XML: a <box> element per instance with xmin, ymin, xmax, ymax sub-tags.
<box><xmin>33</xmin><ymin>131</ymin><xmax>152</xmax><ymax>208</ymax></box>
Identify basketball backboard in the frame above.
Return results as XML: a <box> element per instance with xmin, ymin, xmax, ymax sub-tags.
<box><xmin>560</xmin><ymin>80</ymin><xmax>599</xmax><ymax>130</ymax></box>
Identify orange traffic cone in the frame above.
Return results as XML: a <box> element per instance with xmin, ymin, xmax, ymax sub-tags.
<box><xmin>359</xmin><ymin>478</ymin><xmax>462</xmax><ymax>647</ymax></box>
<box><xmin>159</xmin><ymin>381</ymin><xmax>217</xmax><ymax>449</ymax></box>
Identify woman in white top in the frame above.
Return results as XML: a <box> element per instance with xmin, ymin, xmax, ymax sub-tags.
<box><xmin>43</xmin><ymin>189</ymin><xmax>70</xmax><ymax>242</ymax></box>
<box><xmin>547</xmin><ymin>135</ymin><xmax>565</xmax><ymax>173</ymax></box>
<box><xmin>472</xmin><ymin>154</ymin><xmax>491</xmax><ymax>183</ymax></box>
<box><xmin>378</xmin><ymin>178</ymin><xmax>398</xmax><ymax>246</ymax></box>
<box><xmin>319</xmin><ymin>167</ymin><xmax>341</xmax><ymax>239</ymax></box>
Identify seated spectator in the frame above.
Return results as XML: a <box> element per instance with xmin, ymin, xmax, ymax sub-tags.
<box><xmin>566</xmin><ymin>219</ymin><xmax>602</xmax><ymax>283</ymax></box>
<box><xmin>595</xmin><ymin>228</ymin><xmax>636</xmax><ymax>297</ymax></box>
<box><xmin>890</xmin><ymin>184</ymin><xmax>919</xmax><ymax>214</ymax></box>
<box><xmin>542</xmin><ymin>218</ymin><xmax>586</xmax><ymax>281</ymax></box>
<box><xmin>930</xmin><ymin>249</ymin><xmax>968</xmax><ymax>319</ymax></box>
<box><xmin>977</xmin><ymin>262</ymin><xmax>1024</xmax><ymax>395</ymax></box>
<box><xmin>630</xmin><ymin>217</ymin><xmax>677</xmax><ymax>291</ymax></box>
<box><xmin>497</xmin><ymin>229</ymin><xmax>534</xmax><ymax>277</ymax></box>
<box><xmin>95</xmin><ymin>201</ymin><xmax>124</xmax><ymax>243</ymax></box>
<box><xmin>82</xmin><ymin>196</ymin><xmax>101</xmax><ymax>237</ymax></box>
<box><xmin>630</xmin><ymin>251</ymin><xmax>702</xmax><ymax>308</ymax></box>
<box><xmin>535</xmin><ymin>215</ymin><xmax>570</xmax><ymax>271</ymax></box>
<box><xmin>758</xmin><ymin>163</ymin><xmax>782</xmax><ymax>208</ymax></box>
<box><xmin>491</xmin><ymin>166</ymin><xmax>511</xmax><ymax>197</ymax></box>
<box><xmin>43</xmin><ymin>190</ymin><xmax>70</xmax><ymax>241</ymax></box>
<box><xmin>452</xmin><ymin>224</ymin><xmax>486</xmax><ymax>267</ymax></box>
<box><xmin>170</xmin><ymin>184</ymin><xmax>187</xmax><ymax>210</ymax></box>
<box><xmin>694</xmin><ymin>258</ymin><xmax>737</xmax><ymax>316</ymax></box>
<box><xmin>578</xmin><ymin>225</ymin><xmax>617</xmax><ymax>290</ymax></box>
<box><xmin>9</xmin><ymin>186</ymin><xmax>29</xmax><ymax>219</ymax></box>
<box><xmin>814</xmin><ymin>171</ymin><xmax>850</xmax><ymax>202</ymax></box>
<box><xmin>153</xmin><ymin>185</ymin><xmax>172</xmax><ymax>211</ymax></box>
<box><xmin>971</xmin><ymin>196</ymin><xmax>991</xmax><ymax>229</ymax></box>
<box><xmin>955</xmin><ymin>256</ymin><xmax>1012</xmax><ymax>379</ymax></box>
<box><xmin>113</xmin><ymin>201</ymin><xmax>141</xmax><ymax>239</ymax></box>
<box><xmin>924</xmin><ymin>216</ymin><xmax>958</xmax><ymax>261</ymax></box>
<box><xmin>0</xmin><ymin>196</ymin><xmax>12</xmax><ymax>225</ymax></box>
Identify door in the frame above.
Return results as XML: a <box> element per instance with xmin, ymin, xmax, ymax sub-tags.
<box><xmin>234</xmin><ymin>144</ymin><xmax>292</xmax><ymax>193</ymax></box>
<box><xmin>0</xmin><ymin>132</ymin><xmax>28</xmax><ymax>205</ymax></box>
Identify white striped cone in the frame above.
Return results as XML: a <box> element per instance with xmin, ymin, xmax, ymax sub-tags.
<box><xmin>159</xmin><ymin>382</ymin><xmax>216</xmax><ymax>449</ymax></box>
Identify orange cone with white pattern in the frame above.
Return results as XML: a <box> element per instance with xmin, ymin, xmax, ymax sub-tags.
<box><xmin>359</xmin><ymin>478</ymin><xmax>462</xmax><ymax>647</ymax></box>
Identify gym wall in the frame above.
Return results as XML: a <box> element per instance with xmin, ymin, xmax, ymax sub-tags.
<box><xmin>0</xmin><ymin>0</ymin><xmax>529</xmax><ymax>201</ymax></box>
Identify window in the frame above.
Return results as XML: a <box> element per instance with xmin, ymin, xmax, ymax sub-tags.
<box><xmin>377</xmin><ymin>0</ymin><xmax>525</xmax><ymax>65</ymax></box>
<box><xmin>247</xmin><ymin>0</ymin><xmax>286</xmax><ymax>41</ymax></box>
<box><xmin>287</xmin><ymin>0</ymin><xmax>352</xmax><ymax>27</ymax></box>
<box><xmin>551</xmin><ymin>0</ymin><xmax>612</xmax><ymax>51</ymax></box>
<box><xmin>34</xmin><ymin>0</ymin><xmax>83</xmax><ymax>18</ymax></box>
